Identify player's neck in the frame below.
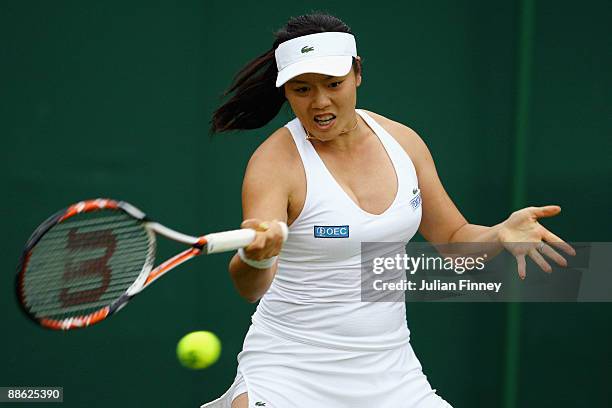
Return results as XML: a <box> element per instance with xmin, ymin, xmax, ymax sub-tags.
<box><xmin>308</xmin><ymin>115</ymin><xmax>368</xmax><ymax>152</ymax></box>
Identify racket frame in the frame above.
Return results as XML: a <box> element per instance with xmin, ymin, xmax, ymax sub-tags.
<box><xmin>16</xmin><ymin>199</ymin><xmax>234</xmax><ymax>330</ymax></box>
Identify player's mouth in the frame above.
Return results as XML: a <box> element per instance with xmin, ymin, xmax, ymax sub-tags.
<box><xmin>313</xmin><ymin>114</ymin><xmax>336</xmax><ymax>130</ymax></box>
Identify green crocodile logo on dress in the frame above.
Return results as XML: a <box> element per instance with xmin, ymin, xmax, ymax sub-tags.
<box><xmin>255</xmin><ymin>402</ymin><xmax>266</xmax><ymax>407</ymax></box>
<box><xmin>301</xmin><ymin>46</ymin><xmax>314</xmax><ymax>53</ymax></box>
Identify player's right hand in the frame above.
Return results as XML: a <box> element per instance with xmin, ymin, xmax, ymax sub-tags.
<box><xmin>240</xmin><ymin>219</ymin><xmax>286</xmax><ymax>261</ymax></box>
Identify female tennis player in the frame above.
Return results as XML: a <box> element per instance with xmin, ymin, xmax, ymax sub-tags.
<box><xmin>202</xmin><ymin>13</ymin><xmax>574</xmax><ymax>408</ymax></box>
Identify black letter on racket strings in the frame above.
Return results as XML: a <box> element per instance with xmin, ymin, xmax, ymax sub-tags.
<box><xmin>60</xmin><ymin>229</ymin><xmax>116</xmax><ymax>307</ymax></box>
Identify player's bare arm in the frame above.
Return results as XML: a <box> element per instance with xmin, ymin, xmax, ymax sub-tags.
<box><xmin>365</xmin><ymin>110</ymin><xmax>574</xmax><ymax>278</ymax></box>
<box><xmin>228</xmin><ymin>128</ymin><xmax>298</xmax><ymax>302</ymax></box>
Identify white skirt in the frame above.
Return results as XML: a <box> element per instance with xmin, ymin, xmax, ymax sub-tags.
<box><xmin>201</xmin><ymin>324</ymin><xmax>452</xmax><ymax>408</ymax></box>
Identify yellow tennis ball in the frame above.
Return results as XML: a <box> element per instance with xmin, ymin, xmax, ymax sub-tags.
<box><xmin>176</xmin><ymin>331</ymin><xmax>221</xmax><ymax>369</ymax></box>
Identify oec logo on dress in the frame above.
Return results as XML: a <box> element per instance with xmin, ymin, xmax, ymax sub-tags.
<box><xmin>314</xmin><ymin>225</ymin><xmax>350</xmax><ymax>238</ymax></box>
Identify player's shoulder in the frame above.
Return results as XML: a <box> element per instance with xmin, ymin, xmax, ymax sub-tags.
<box><xmin>360</xmin><ymin>109</ymin><xmax>429</xmax><ymax>155</ymax></box>
<box><xmin>244</xmin><ymin>126</ymin><xmax>302</xmax><ymax>185</ymax></box>
<box><xmin>248</xmin><ymin>126</ymin><xmax>299</xmax><ymax>166</ymax></box>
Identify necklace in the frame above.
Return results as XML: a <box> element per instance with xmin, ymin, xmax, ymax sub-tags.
<box><xmin>305</xmin><ymin>116</ymin><xmax>359</xmax><ymax>141</ymax></box>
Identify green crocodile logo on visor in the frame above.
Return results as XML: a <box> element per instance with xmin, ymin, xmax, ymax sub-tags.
<box><xmin>301</xmin><ymin>46</ymin><xmax>314</xmax><ymax>53</ymax></box>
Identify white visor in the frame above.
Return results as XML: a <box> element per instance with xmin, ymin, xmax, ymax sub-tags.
<box><xmin>275</xmin><ymin>32</ymin><xmax>357</xmax><ymax>87</ymax></box>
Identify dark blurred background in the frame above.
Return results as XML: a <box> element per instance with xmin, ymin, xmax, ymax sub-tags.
<box><xmin>1</xmin><ymin>1</ymin><xmax>610</xmax><ymax>407</ymax></box>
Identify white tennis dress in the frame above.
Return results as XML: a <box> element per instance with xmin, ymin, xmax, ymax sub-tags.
<box><xmin>202</xmin><ymin>110</ymin><xmax>452</xmax><ymax>408</ymax></box>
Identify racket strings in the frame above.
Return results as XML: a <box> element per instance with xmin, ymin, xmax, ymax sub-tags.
<box><xmin>21</xmin><ymin>210</ymin><xmax>153</xmax><ymax>321</ymax></box>
<box><xmin>29</xmin><ymin>291</ymin><xmax>130</xmax><ymax>318</ymax></box>
<box><xmin>24</xmin><ymin>263</ymin><xmax>146</xmax><ymax>308</ymax></box>
<box><xmin>25</xmin><ymin>259</ymin><xmax>149</xmax><ymax>319</ymax></box>
<box><xmin>25</xmin><ymin>219</ymin><xmax>147</xmax><ymax>258</ymax></box>
<box><xmin>25</xmin><ymin>239</ymin><xmax>150</xmax><ymax>281</ymax></box>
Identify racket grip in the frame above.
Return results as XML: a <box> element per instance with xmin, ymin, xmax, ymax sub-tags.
<box><xmin>204</xmin><ymin>222</ymin><xmax>289</xmax><ymax>254</ymax></box>
<box><xmin>205</xmin><ymin>229</ymin><xmax>256</xmax><ymax>253</ymax></box>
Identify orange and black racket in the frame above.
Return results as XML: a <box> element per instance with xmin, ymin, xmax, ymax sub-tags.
<box><xmin>16</xmin><ymin>198</ymin><xmax>287</xmax><ymax>330</ymax></box>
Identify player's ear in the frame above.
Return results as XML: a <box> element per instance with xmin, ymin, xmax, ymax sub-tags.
<box><xmin>354</xmin><ymin>56</ymin><xmax>362</xmax><ymax>87</ymax></box>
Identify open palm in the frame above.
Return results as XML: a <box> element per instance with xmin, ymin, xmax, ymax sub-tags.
<box><xmin>498</xmin><ymin>205</ymin><xmax>575</xmax><ymax>279</ymax></box>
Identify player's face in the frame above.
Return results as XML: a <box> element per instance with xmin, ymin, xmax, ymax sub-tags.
<box><xmin>284</xmin><ymin>66</ymin><xmax>362</xmax><ymax>141</ymax></box>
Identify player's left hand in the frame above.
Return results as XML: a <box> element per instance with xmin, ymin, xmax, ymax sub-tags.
<box><xmin>497</xmin><ymin>205</ymin><xmax>575</xmax><ymax>279</ymax></box>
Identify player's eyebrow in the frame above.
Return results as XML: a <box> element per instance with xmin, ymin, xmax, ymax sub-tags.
<box><xmin>287</xmin><ymin>75</ymin><xmax>335</xmax><ymax>84</ymax></box>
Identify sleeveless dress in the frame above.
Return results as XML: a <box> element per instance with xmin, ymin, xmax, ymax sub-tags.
<box><xmin>202</xmin><ymin>110</ymin><xmax>452</xmax><ymax>408</ymax></box>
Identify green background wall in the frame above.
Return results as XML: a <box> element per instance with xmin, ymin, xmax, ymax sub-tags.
<box><xmin>1</xmin><ymin>1</ymin><xmax>610</xmax><ymax>406</ymax></box>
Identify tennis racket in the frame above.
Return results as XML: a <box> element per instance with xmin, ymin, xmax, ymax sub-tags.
<box><xmin>16</xmin><ymin>198</ymin><xmax>288</xmax><ymax>330</ymax></box>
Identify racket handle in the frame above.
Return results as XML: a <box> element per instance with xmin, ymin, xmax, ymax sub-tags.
<box><xmin>204</xmin><ymin>222</ymin><xmax>288</xmax><ymax>254</ymax></box>
<box><xmin>205</xmin><ymin>229</ymin><xmax>255</xmax><ymax>253</ymax></box>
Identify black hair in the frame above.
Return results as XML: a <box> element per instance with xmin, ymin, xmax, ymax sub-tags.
<box><xmin>211</xmin><ymin>13</ymin><xmax>357</xmax><ymax>133</ymax></box>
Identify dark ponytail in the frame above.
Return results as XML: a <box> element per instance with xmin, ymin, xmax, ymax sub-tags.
<box><xmin>211</xmin><ymin>13</ymin><xmax>354</xmax><ymax>133</ymax></box>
